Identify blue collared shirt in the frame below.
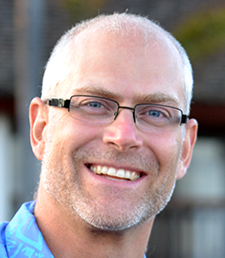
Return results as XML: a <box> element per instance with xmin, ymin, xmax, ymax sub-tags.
<box><xmin>0</xmin><ymin>201</ymin><xmax>53</xmax><ymax>257</ymax></box>
<box><xmin>0</xmin><ymin>201</ymin><xmax>147</xmax><ymax>257</ymax></box>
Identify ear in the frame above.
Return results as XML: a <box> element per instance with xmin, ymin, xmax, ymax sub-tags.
<box><xmin>29</xmin><ymin>97</ymin><xmax>48</xmax><ymax>161</ymax></box>
<box><xmin>176</xmin><ymin>118</ymin><xmax>198</xmax><ymax>180</ymax></box>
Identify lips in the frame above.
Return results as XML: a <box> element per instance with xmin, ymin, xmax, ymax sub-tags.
<box><xmin>89</xmin><ymin>165</ymin><xmax>141</xmax><ymax>181</ymax></box>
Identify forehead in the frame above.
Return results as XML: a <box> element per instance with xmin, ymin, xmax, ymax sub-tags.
<box><xmin>65</xmin><ymin>28</ymin><xmax>185</xmax><ymax>107</ymax></box>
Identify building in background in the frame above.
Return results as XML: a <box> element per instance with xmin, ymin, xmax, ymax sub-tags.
<box><xmin>0</xmin><ymin>0</ymin><xmax>225</xmax><ymax>257</ymax></box>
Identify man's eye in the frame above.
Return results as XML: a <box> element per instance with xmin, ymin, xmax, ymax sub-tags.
<box><xmin>87</xmin><ymin>102</ymin><xmax>104</xmax><ymax>108</ymax></box>
<box><xmin>147</xmin><ymin>110</ymin><xmax>163</xmax><ymax>118</ymax></box>
<box><xmin>145</xmin><ymin>108</ymin><xmax>170</xmax><ymax>118</ymax></box>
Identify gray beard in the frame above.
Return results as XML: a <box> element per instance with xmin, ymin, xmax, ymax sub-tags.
<box><xmin>41</xmin><ymin>140</ymin><xmax>176</xmax><ymax>231</ymax></box>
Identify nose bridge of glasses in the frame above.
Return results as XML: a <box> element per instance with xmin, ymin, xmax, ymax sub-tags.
<box><xmin>114</xmin><ymin>106</ymin><xmax>136</xmax><ymax>123</ymax></box>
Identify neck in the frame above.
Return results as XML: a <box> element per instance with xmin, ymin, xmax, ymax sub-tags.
<box><xmin>34</xmin><ymin>185</ymin><xmax>154</xmax><ymax>258</ymax></box>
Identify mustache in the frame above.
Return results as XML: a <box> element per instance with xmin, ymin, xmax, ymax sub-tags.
<box><xmin>73</xmin><ymin>146</ymin><xmax>159</xmax><ymax>174</ymax></box>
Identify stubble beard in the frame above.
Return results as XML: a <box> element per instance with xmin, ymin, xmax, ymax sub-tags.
<box><xmin>41</xmin><ymin>137</ymin><xmax>177</xmax><ymax>232</ymax></box>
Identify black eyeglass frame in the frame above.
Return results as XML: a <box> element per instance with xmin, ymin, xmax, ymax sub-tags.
<box><xmin>46</xmin><ymin>95</ymin><xmax>189</xmax><ymax>125</ymax></box>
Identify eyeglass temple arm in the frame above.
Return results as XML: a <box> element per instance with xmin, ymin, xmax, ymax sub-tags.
<box><xmin>47</xmin><ymin>98</ymin><xmax>70</xmax><ymax>109</ymax></box>
<box><xmin>181</xmin><ymin>114</ymin><xmax>189</xmax><ymax>124</ymax></box>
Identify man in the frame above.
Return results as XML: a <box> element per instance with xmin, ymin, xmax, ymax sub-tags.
<box><xmin>0</xmin><ymin>13</ymin><xmax>197</xmax><ymax>257</ymax></box>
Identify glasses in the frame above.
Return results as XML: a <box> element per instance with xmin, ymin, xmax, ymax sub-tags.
<box><xmin>46</xmin><ymin>95</ymin><xmax>188</xmax><ymax>132</ymax></box>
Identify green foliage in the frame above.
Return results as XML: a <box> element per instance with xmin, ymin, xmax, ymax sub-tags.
<box><xmin>173</xmin><ymin>7</ymin><xmax>225</xmax><ymax>61</ymax></box>
<box><xmin>60</xmin><ymin>0</ymin><xmax>105</xmax><ymax>21</ymax></box>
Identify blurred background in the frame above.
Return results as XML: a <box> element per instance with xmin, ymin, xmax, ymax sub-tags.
<box><xmin>0</xmin><ymin>0</ymin><xmax>225</xmax><ymax>257</ymax></box>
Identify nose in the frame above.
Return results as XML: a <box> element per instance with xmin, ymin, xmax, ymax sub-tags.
<box><xmin>102</xmin><ymin>109</ymin><xmax>143</xmax><ymax>151</ymax></box>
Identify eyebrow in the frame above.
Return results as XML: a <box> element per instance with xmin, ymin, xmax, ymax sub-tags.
<box><xmin>73</xmin><ymin>86</ymin><xmax>121</xmax><ymax>100</ymax></box>
<box><xmin>140</xmin><ymin>93</ymin><xmax>179</xmax><ymax>106</ymax></box>
<box><xmin>72</xmin><ymin>85</ymin><xmax>180</xmax><ymax>106</ymax></box>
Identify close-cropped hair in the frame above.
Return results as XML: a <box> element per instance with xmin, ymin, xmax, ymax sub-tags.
<box><xmin>41</xmin><ymin>13</ymin><xmax>193</xmax><ymax>114</ymax></box>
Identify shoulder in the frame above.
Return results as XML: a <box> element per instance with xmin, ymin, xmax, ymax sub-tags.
<box><xmin>0</xmin><ymin>201</ymin><xmax>54</xmax><ymax>257</ymax></box>
<box><xmin>0</xmin><ymin>222</ymin><xmax>8</xmax><ymax>257</ymax></box>
<box><xmin>0</xmin><ymin>201</ymin><xmax>36</xmax><ymax>258</ymax></box>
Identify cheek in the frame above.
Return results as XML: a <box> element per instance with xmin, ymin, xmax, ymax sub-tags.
<box><xmin>61</xmin><ymin>121</ymin><xmax>103</xmax><ymax>150</ymax></box>
<box><xmin>149</xmin><ymin>131</ymin><xmax>183</xmax><ymax>173</ymax></box>
<box><xmin>150</xmin><ymin>134</ymin><xmax>182</xmax><ymax>203</ymax></box>
<box><xmin>43</xmin><ymin>116</ymin><xmax>104</xmax><ymax>178</ymax></box>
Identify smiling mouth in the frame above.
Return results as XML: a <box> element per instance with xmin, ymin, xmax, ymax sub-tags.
<box><xmin>89</xmin><ymin>165</ymin><xmax>142</xmax><ymax>181</ymax></box>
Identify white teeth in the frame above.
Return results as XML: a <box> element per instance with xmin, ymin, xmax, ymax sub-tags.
<box><xmin>107</xmin><ymin>167</ymin><xmax>116</xmax><ymax>176</ymax></box>
<box><xmin>96</xmin><ymin>165</ymin><xmax>102</xmax><ymax>174</ymax></box>
<box><xmin>117</xmin><ymin>169</ymin><xmax>125</xmax><ymax>178</ymax></box>
<box><xmin>131</xmin><ymin>172</ymin><xmax>139</xmax><ymax>180</ymax></box>
<box><xmin>91</xmin><ymin>166</ymin><xmax>97</xmax><ymax>173</ymax></box>
<box><xmin>102</xmin><ymin>166</ymin><xmax>108</xmax><ymax>174</ymax></box>
<box><xmin>125</xmin><ymin>170</ymin><xmax>131</xmax><ymax>179</ymax></box>
<box><xmin>90</xmin><ymin>165</ymin><xmax>140</xmax><ymax>181</ymax></box>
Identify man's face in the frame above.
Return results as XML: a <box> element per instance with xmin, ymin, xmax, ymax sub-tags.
<box><xmin>41</xmin><ymin>30</ymin><xmax>191</xmax><ymax>231</ymax></box>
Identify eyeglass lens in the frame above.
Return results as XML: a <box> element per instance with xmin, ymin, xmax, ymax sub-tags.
<box><xmin>68</xmin><ymin>95</ymin><xmax>183</xmax><ymax>132</ymax></box>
